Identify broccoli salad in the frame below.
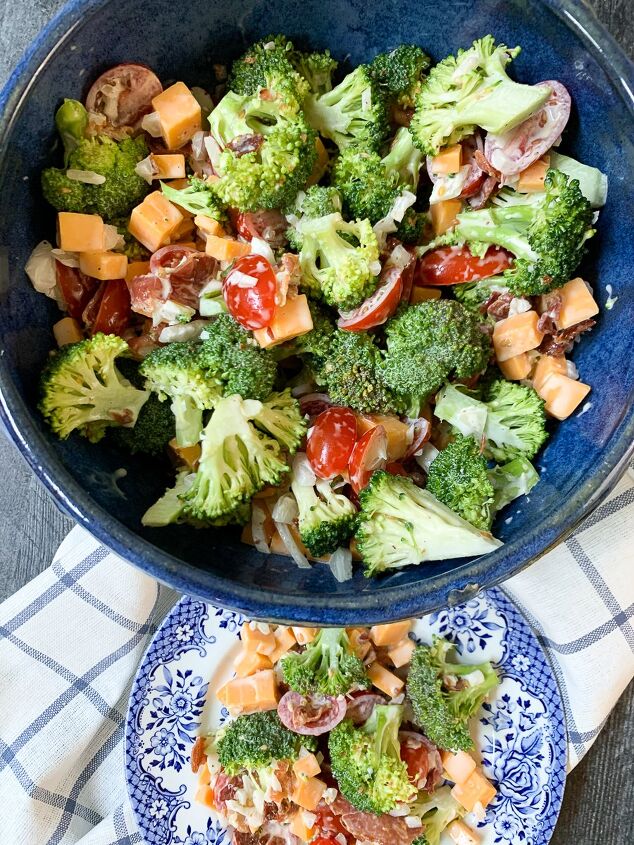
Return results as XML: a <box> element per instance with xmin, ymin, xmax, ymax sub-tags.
<box><xmin>192</xmin><ymin>619</ymin><xmax>498</xmax><ymax>845</ymax></box>
<box><xmin>28</xmin><ymin>35</ymin><xmax>607</xmax><ymax>579</ymax></box>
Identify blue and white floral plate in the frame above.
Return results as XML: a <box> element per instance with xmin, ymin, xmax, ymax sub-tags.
<box><xmin>125</xmin><ymin>589</ymin><xmax>566</xmax><ymax>845</ymax></box>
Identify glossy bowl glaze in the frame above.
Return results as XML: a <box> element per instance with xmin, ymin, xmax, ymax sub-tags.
<box><xmin>0</xmin><ymin>0</ymin><xmax>632</xmax><ymax>624</ymax></box>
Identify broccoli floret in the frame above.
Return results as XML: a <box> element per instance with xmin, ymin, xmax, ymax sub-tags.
<box><xmin>355</xmin><ymin>471</ymin><xmax>501</xmax><ymax>576</ymax></box>
<box><xmin>281</xmin><ymin>626</ymin><xmax>368</xmax><ymax>695</ymax></box>
<box><xmin>427</xmin><ymin>435</ymin><xmax>494</xmax><ymax>531</ymax></box>
<box><xmin>290</xmin><ymin>47</ymin><xmax>338</xmax><ymax>96</ymax></box>
<box><xmin>140</xmin><ymin>342</ymin><xmax>222</xmax><ymax>447</ymax></box>
<box><xmin>42</xmin><ymin>134</ymin><xmax>150</xmax><ymax>218</ymax></box>
<box><xmin>304</xmin><ymin>65</ymin><xmax>389</xmax><ymax>151</ymax></box>
<box><xmin>409</xmin><ymin>36</ymin><xmax>551</xmax><ymax>155</ymax></box>
<box><xmin>295</xmin><ymin>300</ymin><xmax>338</xmax><ymax>358</ymax></box>
<box><xmin>291</xmin><ymin>467</ymin><xmax>357</xmax><ymax>557</ymax></box>
<box><xmin>141</xmin><ymin>470</ymin><xmax>251</xmax><ymax>528</ymax></box>
<box><xmin>287</xmin><ymin>186</ymin><xmax>343</xmax><ymax>250</ymax></box>
<box><xmin>410</xmin><ymin>787</ymin><xmax>464</xmax><ymax>845</ymax></box>
<box><xmin>332</xmin><ymin>127</ymin><xmax>423</xmax><ymax>224</ymax></box>
<box><xmin>396</xmin><ymin>208</ymin><xmax>425</xmax><ymax>245</ymax></box>
<box><xmin>161</xmin><ymin>178</ymin><xmax>228</xmax><ymax>224</ymax></box>
<box><xmin>39</xmin><ymin>334</ymin><xmax>149</xmax><ymax>443</ymax></box>
<box><xmin>313</xmin><ymin>330</ymin><xmax>405</xmax><ymax>415</ymax></box>
<box><xmin>381</xmin><ymin>300</ymin><xmax>491</xmax><ymax>417</ymax></box>
<box><xmin>449</xmin><ymin>169</ymin><xmax>595</xmax><ymax>295</ymax></box>
<box><xmin>110</xmin><ymin>392</ymin><xmax>175</xmax><ymax>455</ymax></box>
<box><xmin>328</xmin><ymin>704</ymin><xmax>414</xmax><ymax>814</ymax></box>
<box><xmin>208</xmin><ymin>86</ymin><xmax>317</xmax><ymax>211</ymax></box>
<box><xmin>252</xmin><ymin>389</ymin><xmax>306</xmax><ymax>454</ymax></box>
<box><xmin>180</xmin><ymin>395</ymin><xmax>289</xmax><ymax>520</ymax></box>
<box><xmin>228</xmin><ymin>34</ymin><xmax>310</xmax><ymax>104</ymax></box>
<box><xmin>55</xmin><ymin>98</ymin><xmax>89</xmax><ymax>164</ymax></box>
<box><xmin>294</xmin><ymin>212</ymin><xmax>380</xmax><ymax>310</ymax></box>
<box><xmin>369</xmin><ymin>44</ymin><xmax>431</xmax><ymax>109</ymax></box>
<box><xmin>434</xmin><ymin>381</ymin><xmax>547</xmax><ymax>463</ymax></box>
<box><xmin>407</xmin><ymin>638</ymin><xmax>497</xmax><ymax>752</ymax></box>
<box><xmin>453</xmin><ymin>276</ymin><xmax>509</xmax><ymax>311</ymax></box>
<box><xmin>217</xmin><ymin>710</ymin><xmax>316</xmax><ymax>777</ymax></box>
<box><xmin>488</xmin><ymin>456</ymin><xmax>540</xmax><ymax>511</ymax></box>
<box><xmin>198</xmin><ymin>314</ymin><xmax>277</xmax><ymax>401</ymax></box>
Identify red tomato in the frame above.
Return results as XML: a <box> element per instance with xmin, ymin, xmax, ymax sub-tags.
<box><xmin>416</xmin><ymin>245</ymin><xmax>513</xmax><ymax>286</ymax></box>
<box><xmin>223</xmin><ymin>254</ymin><xmax>277</xmax><ymax>330</ymax></box>
<box><xmin>55</xmin><ymin>261</ymin><xmax>99</xmax><ymax>320</ymax></box>
<box><xmin>386</xmin><ymin>461</ymin><xmax>409</xmax><ymax>477</ymax></box>
<box><xmin>306</xmin><ymin>407</ymin><xmax>357</xmax><ymax>479</ymax></box>
<box><xmin>92</xmin><ymin>280</ymin><xmax>132</xmax><ymax>336</ymax></box>
<box><xmin>338</xmin><ymin>267</ymin><xmax>404</xmax><ymax>331</ymax></box>
<box><xmin>230</xmin><ymin>209</ymin><xmax>289</xmax><ymax>248</ymax></box>
<box><xmin>312</xmin><ymin>838</ymin><xmax>341</xmax><ymax>845</ymax></box>
<box><xmin>314</xmin><ymin>804</ymin><xmax>348</xmax><ymax>839</ymax></box>
<box><xmin>349</xmin><ymin>425</ymin><xmax>388</xmax><ymax>493</ymax></box>
<box><xmin>85</xmin><ymin>64</ymin><xmax>162</xmax><ymax>130</ymax></box>
<box><xmin>400</xmin><ymin>742</ymin><xmax>431</xmax><ymax>782</ymax></box>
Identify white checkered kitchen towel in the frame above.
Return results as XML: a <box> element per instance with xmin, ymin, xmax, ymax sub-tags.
<box><xmin>1</xmin><ymin>468</ymin><xmax>633</xmax><ymax>845</ymax></box>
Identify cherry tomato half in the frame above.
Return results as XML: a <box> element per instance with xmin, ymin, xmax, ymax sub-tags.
<box><xmin>313</xmin><ymin>804</ymin><xmax>348</xmax><ymax>839</ymax></box>
<box><xmin>312</xmin><ymin>837</ymin><xmax>342</xmax><ymax>845</ymax></box>
<box><xmin>91</xmin><ymin>279</ymin><xmax>132</xmax><ymax>336</ymax></box>
<box><xmin>55</xmin><ymin>260</ymin><xmax>99</xmax><ymax>320</ymax></box>
<box><xmin>400</xmin><ymin>741</ymin><xmax>431</xmax><ymax>782</ymax></box>
<box><xmin>416</xmin><ymin>245</ymin><xmax>513</xmax><ymax>287</ymax></box>
<box><xmin>223</xmin><ymin>254</ymin><xmax>277</xmax><ymax>330</ymax></box>
<box><xmin>338</xmin><ymin>266</ymin><xmax>404</xmax><ymax>331</ymax></box>
<box><xmin>230</xmin><ymin>209</ymin><xmax>289</xmax><ymax>249</ymax></box>
<box><xmin>349</xmin><ymin>425</ymin><xmax>388</xmax><ymax>494</ymax></box>
<box><xmin>85</xmin><ymin>63</ymin><xmax>162</xmax><ymax>130</ymax></box>
<box><xmin>306</xmin><ymin>407</ymin><xmax>357</xmax><ymax>479</ymax></box>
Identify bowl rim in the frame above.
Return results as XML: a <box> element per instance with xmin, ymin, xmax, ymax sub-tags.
<box><xmin>0</xmin><ymin>0</ymin><xmax>633</xmax><ymax>624</ymax></box>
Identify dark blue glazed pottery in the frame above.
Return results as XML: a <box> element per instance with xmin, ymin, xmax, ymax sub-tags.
<box><xmin>0</xmin><ymin>0</ymin><xmax>632</xmax><ymax>624</ymax></box>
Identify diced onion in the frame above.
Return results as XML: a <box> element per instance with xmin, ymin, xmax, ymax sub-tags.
<box><xmin>191</xmin><ymin>130</ymin><xmax>207</xmax><ymax>160</ymax></box>
<box><xmin>275</xmin><ymin>522</ymin><xmax>311</xmax><ymax>569</ymax></box>
<box><xmin>322</xmin><ymin>788</ymin><xmax>338</xmax><ymax>805</ymax></box>
<box><xmin>199</xmin><ymin>278</ymin><xmax>224</xmax><ymax>297</ymax></box>
<box><xmin>328</xmin><ymin>547</ymin><xmax>353</xmax><ymax>582</ymax></box>
<box><xmin>272</xmin><ymin>493</ymin><xmax>299</xmax><ymax>524</ymax></box>
<box><xmin>291</xmin><ymin>383</ymin><xmax>314</xmax><ymax>398</ymax></box>
<box><xmin>369</xmin><ymin>260</ymin><xmax>382</xmax><ymax>276</ymax></box>
<box><xmin>301</xmin><ymin>811</ymin><xmax>317</xmax><ymax>829</ymax></box>
<box><xmin>153</xmin><ymin>299</ymin><xmax>195</xmax><ymax>327</ymax></box>
<box><xmin>134</xmin><ymin>154</ymin><xmax>157</xmax><ymax>184</ymax></box>
<box><xmin>66</xmin><ymin>169</ymin><xmax>106</xmax><ymax>185</ymax></box>
<box><xmin>250</xmin><ymin>236</ymin><xmax>276</xmax><ymax>265</ymax></box>
<box><xmin>204</xmin><ymin>135</ymin><xmax>223</xmax><ymax>168</ymax></box>
<box><xmin>373</xmin><ymin>215</ymin><xmax>398</xmax><ymax>250</ymax></box>
<box><xmin>158</xmin><ymin>319</ymin><xmax>208</xmax><ymax>344</ymax></box>
<box><xmin>566</xmin><ymin>360</ymin><xmax>579</xmax><ymax>380</ymax></box>
<box><xmin>507</xmin><ymin>297</ymin><xmax>532</xmax><ymax>316</ymax></box>
<box><xmin>251</xmin><ymin>503</ymin><xmax>271</xmax><ymax>554</ymax></box>
<box><xmin>415</xmin><ymin>442</ymin><xmax>440</xmax><ymax>472</ymax></box>
<box><xmin>103</xmin><ymin>224</ymin><xmax>125</xmax><ymax>251</ymax></box>
<box><xmin>25</xmin><ymin>241</ymin><xmax>64</xmax><ymax>306</ymax></box>
<box><xmin>141</xmin><ymin>111</ymin><xmax>163</xmax><ymax>137</ymax></box>
<box><xmin>404</xmin><ymin>816</ymin><xmax>423</xmax><ymax>829</ymax></box>
<box><xmin>389</xmin><ymin>243</ymin><xmax>412</xmax><ymax>269</ymax></box>
<box><xmin>51</xmin><ymin>248</ymin><xmax>80</xmax><ymax>268</ymax></box>
<box><xmin>334</xmin><ymin>834</ymin><xmax>346</xmax><ymax>845</ymax></box>
<box><xmin>389</xmin><ymin>804</ymin><xmax>410</xmax><ymax>817</ymax></box>
<box><xmin>388</xmin><ymin>190</ymin><xmax>417</xmax><ymax>223</ymax></box>
<box><xmin>361</xmin><ymin>87</ymin><xmax>372</xmax><ymax>111</ymax></box>
<box><xmin>292</xmin><ymin>453</ymin><xmax>316</xmax><ymax>487</ymax></box>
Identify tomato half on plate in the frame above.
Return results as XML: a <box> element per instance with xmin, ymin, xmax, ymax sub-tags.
<box><xmin>349</xmin><ymin>425</ymin><xmax>388</xmax><ymax>493</ymax></box>
<box><xmin>92</xmin><ymin>279</ymin><xmax>132</xmax><ymax>336</ymax></box>
<box><xmin>338</xmin><ymin>252</ymin><xmax>415</xmax><ymax>331</ymax></box>
<box><xmin>416</xmin><ymin>245</ymin><xmax>513</xmax><ymax>286</ymax></box>
<box><xmin>223</xmin><ymin>254</ymin><xmax>277</xmax><ymax>330</ymax></box>
<box><xmin>307</xmin><ymin>407</ymin><xmax>357</xmax><ymax>479</ymax></box>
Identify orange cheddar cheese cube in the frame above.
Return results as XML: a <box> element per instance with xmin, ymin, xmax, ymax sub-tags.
<box><xmin>129</xmin><ymin>192</ymin><xmax>184</xmax><ymax>252</ymax></box>
<box><xmin>293</xmin><ymin>752</ymin><xmax>321</xmax><ymax>779</ymax></box>
<box><xmin>370</xmin><ymin>620</ymin><xmax>413</xmax><ymax>646</ymax></box>
<box><xmin>53</xmin><ymin>317</ymin><xmax>83</xmax><ymax>347</ymax></box>
<box><xmin>451</xmin><ymin>769</ymin><xmax>497</xmax><ymax>813</ymax></box>
<box><xmin>447</xmin><ymin>819</ymin><xmax>481</xmax><ymax>845</ymax></box>
<box><xmin>241</xmin><ymin>622</ymin><xmax>276</xmax><ymax>655</ymax></box>
<box><xmin>194</xmin><ymin>214</ymin><xmax>225</xmax><ymax>237</ymax></box>
<box><xmin>152</xmin><ymin>153</ymin><xmax>186</xmax><ymax>180</ymax></box>
<box><xmin>347</xmin><ymin>627</ymin><xmax>372</xmax><ymax>660</ymax></box>
<box><xmin>532</xmin><ymin>355</ymin><xmax>567</xmax><ymax>392</ymax></box>
<box><xmin>269</xmin><ymin>626</ymin><xmax>297</xmax><ymax>663</ymax></box>
<box><xmin>441</xmin><ymin>749</ymin><xmax>477</xmax><ymax>785</ymax></box>
<box><xmin>410</xmin><ymin>285</ymin><xmax>441</xmax><ymax>303</ymax></box>
<box><xmin>58</xmin><ymin>212</ymin><xmax>104</xmax><ymax>252</ymax></box>
<box><xmin>152</xmin><ymin>82</ymin><xmax>202</xmax><ymax>149</ymax></box>
<box><xmin>253</xmin><ymin>295</ymin><xmax>314</xmax><ymax>349</ymax></box>
<box><xmin>517</xmin><ymin>155</ymin><xmax>550</xmax><ymax>193</ymax></box>
<box><xmin>198</xmin><ymin>762</ymin><xmax>211</xmax><ymax>786</ymax></box>
<box><xmin>556</xmin><ymin>277</ymin><xmax>599</xmax><ymax>330</ymax></box>
<box><xmin>125</xmin><ymin>260</ymin><xmax>151</xmax><ymax>284</ymax></box>
<box><xmin>292</xmin><ymin>627</ymin><xmax>318</xmax><ymax>645</ymax></box>
<box><xmin>174</xmin><ymin>218</ymin><xmax>196</xmax><ymax>242</ymax></box>
<box><xmin>291</xmin><ymin>776</ymin><xmax>327</xmax><ymax>811</ymax></box>
<box><xmin>195</xmin><ymin>784</ymin><xmax>214</xmax><ymax>808</ymax></box>
<box><xmin>498</xmin><ymin>352</ymin><xmax>532</xmax><ymax>381</ymax></box>
<box><xmin>216</xmin><ymin>668</ymin><xmax>278</xmax><ymax>715</ymax></box>
<box><xmin>205</xmin><ymin>235</ymin><xmax>250</xmax><ymax>261</ymax></box>
<box><xmin>387</xmin><ymin>637</ymin><xmax>415</xmax><ymax>669</ymax></box>
<box><xmin>234</xmin><ymin>648</ymin><xmax>273</xmax><ymax>678</ymax></box>
<box><xmin>430</xmin><ymin>144</ymin><xmax>462</xmax><ymax>175</ymax></box>
<box><xmin>367</xmin><ymin>662</ymin><xmax>404</xmax><ymax>697</ymax></box>
<box><xmin>289</xmin><ymin>811</ymin><xmax>316</xmax><ymax>843</ymax></box>
<box><xmin>537</xmin><ymin>372</ymin><xmax>591</xmax><ymax>420</ymax></box>
<box><xmin>431</xmin><ymin>199</ymin><xmax>462</xmax><ymax>236</ymax></box>
<box><xmin>168</xmin><ymin>439</ymin><xmax>201</xmax><ymax>470</ymax></box>
<box><xmin>356</xmin><ymin>414</ymin><xmax>410</xmax><ymax>461</ymax></box>
<box><xmin>493</xmin><ymin>310</ymin><xmax>543</xmax><ymax>362</ymax></box>
<box><xmin>79</xmin><ymin>250</ymin><xmax>128</xmax><ymax>281</ymax></box>
<box><xmin>307</xmin><ymin>137</ymin><xmax>330</xmax><ymax>187</ymax></box>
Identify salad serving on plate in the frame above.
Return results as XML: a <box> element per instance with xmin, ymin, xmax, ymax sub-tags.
<box><xmin>27</xmin><ymin>34</ymin><xmax>607</xmax><ymax>580</ymax></box>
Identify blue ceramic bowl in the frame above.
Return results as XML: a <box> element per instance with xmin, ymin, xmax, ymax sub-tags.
<box><xmin>0</xmin><ymin>0</ymin><xmax>632</xmax><ymax>624</ymax></box>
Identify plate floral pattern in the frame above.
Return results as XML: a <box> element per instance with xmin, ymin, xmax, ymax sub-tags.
<box><xmin>125</xmin><ymin>589</ymin><xmax>566</xmax><ymax>845</ymax></box>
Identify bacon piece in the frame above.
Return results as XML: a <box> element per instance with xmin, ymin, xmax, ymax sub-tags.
<box><xmin>539</xmin><ymin>318</ymin><xmax>596</xmax><ymax>356</ymax></box>
<box><xmin>399</xmin><ymin>730</ymin><xmax>443</xmax><ymax>792</ymax></box>
<box><xmin>346</xmin><ymin>693</ymin><xmax>386</xmax><ymax>725</ymax></box>
<box><xmin>227</xmin><ymin>133</ymin><xmax>265</xmax><ymax>157</ymax></box>
<box><xmin>468</xmin><ymin>174</ymin><xmax>498</xmax><ymax>210</ymax></box>
<box><xmin>479</xmin><ymin>290</ymin><xmax>513</xmax><ymax>321</ymax></box>
<box><xmin>277</xmin><ymin>691</ymin><xmax>347</xmax><ymax>736</ymax></box>
<box><xmin>190</xmin><ymin>736</ymin><xmax>206</xmax><ymax>774</ymax></box>
<box><xmin>331</xmin><ymin>796</ymin><xmax>422</xmax><ymax>845</ymax></box>
<box><xmin>474</xmin><ymin>149</ymin><xmax>501</xmax><ymax>181</ymax></box>
<box><xmin>212</xmin><ymin>771</ymin><xmax>243</xmax><ymax>814</ymax></box>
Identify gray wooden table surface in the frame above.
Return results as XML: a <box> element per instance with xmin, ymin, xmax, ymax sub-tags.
<box><xmin>1</xmin><ymin>2</ymin><xmax>632</xmax><ymax>843</ymax></box>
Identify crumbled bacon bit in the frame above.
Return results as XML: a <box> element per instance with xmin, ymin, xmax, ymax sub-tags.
<box><xmin>191</xmin><ymin>736</ymin><xmax>206</xmax><ymax>774</ymax></box>
<box><xmin>227</xmin><ymin>133</ymin><xmax>265</xmax><ymax>157</ymax></box>
<box><xmin>468</xmin><ymin>174</ymin><xmax>498</xmax><ymax>210</ymax></box>
<box><xmin>474</xmin><ymin>150</ymin><xmax>501</xmax><ymax>181</ymax></box>
<box><xmin>539</xmin><ymin>319</ymin><xmax>596</xmax><ymax>356</ymax></box>
<box><xmin>480</xmin><ymin>291</ymin><xmax>514</xmax><ymax>320</ymax></box>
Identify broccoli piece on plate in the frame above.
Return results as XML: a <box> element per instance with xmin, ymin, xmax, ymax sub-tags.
<box><xmin>355</xmin><ymin>471</ymin><xmax>501</xmax><ymax>576</ymax></box>
<box><xmin>140</xmin><ymin>341</ymin><xmax>222</xmax><ymax>448</ymax></box>
<box><xmin>180</xmin><ymin>395</ymin><xmax>289</xmax><ymax>521</ymax></box>
<box><xmin>287</xmin><ymin>186</ymin><xmax>343</xmax><ymax>250</ymax></box>
<box><xmin>410</xmin><ymin>786</ymin><xmax>464</xmax><ymax>845</ymax></box>
<box><xmin>407</xmin><ymin>638</ymin><xmax>497</xmax><ymax>751</ymax></box>
<box><xmin>208</xmin><ymin>84</ymin><xmax>317</xmax><ymax>211</ymax></box>
<box><xmin>281</xmin><ymin>625</ymin><xmax>368</xmax><ymax>696</ymax></box>
<box><xmin>252</xmin><ymin>389</ymin><xmax>307</xmax><ymax>454</ymax></box>
<box><xmin>381</xmin><ymin>300</ymin><xmax>491</xmax><ymax>417</ymax></box>
<box><xmin>228</xmin><ymin>34</ymin><xmax>310</xmax><ymax>104</ymax></box>
<box><xmin>290</xmin><ymin>460</ymin><xmax>357</xmax><ymax>556</ymax></box>
<box><xmin>369</xmin><ymin>44</ymin><xmax>431</xmax><ymax>108</ymax></box>
<box><xmin>488</xmin><ymin>456</ymin><xmax>540</xmax><ymax>511</ymax></box>
<box><xmin>217</xmin><ymin>710</ymin><xmax>316</xmax><ymax>777</ymax></box>
<box><xmin>42</xmin><ymin>134</ymin><xmax>150</xmax><ymax>218</ymax></box>
<box><xmin>109</xmin><ymin>392</ymin><xmax>175</xmax><ymax>456</ymax></box>
<box><xmin>434</xmin><ymin>381</ymin><xmax>548</xmax><ymax>463</ymax></box>
<box><xmin>453</xmin><ymin>276</ymin><xmax>510</xmax><ymax>311</ymax></box>
<box><xmin>290</xmin><ymin>47</ymin><xmax>338</xmax><ymax>96</ymax></box>
<box><xmin>55</xmin><ymin>98</ymin><xmax>89</xmax><ymax>164</ymax></box>
<box><xmin>39</xmin><ymin>333</ymin><xmax>149</xmax><ymax>443</ymax></box>
<box><xmin>447</xmin><ymin>169</ymin><xmax>595</xmax><ymax>295</ymax></box>
<box><xmin>141</xmin><ymin>470</ymin><xmax>251</xmax><ymax>528</ymax></box>
<box><xmin>304</xmin><ymin>65</ymin><xmax>389</xmax><ymax>151</ymax></box>
<box><xmin>292</xmin><ymin>212</ymin><xmax>381</xmax><ymax>310</ymax></box>
<box><xmin>161</xmin><ymin>178</ymin><xmax>228</xmax><ymax>224</ymax></box>
<box><xmin>409</xmin><ymin>36</ymin><xmax>550</xmax><ymax>155</ymax></box>
<box><xmin>328</xmin><ymin>704</ymin><xmax>415</xmax><ymax>814</ymax></box>
<box><xmin>426</xmin><ymin>434</ymin><xmax>495</xmax><ymax>531</ymax></box>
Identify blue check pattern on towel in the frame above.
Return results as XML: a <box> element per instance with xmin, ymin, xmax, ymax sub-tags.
<box><xmin>1</xmin><ymin>468</ymin><xmax>633</xmax><ymax>844</ymax></box>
